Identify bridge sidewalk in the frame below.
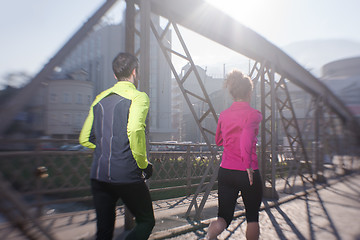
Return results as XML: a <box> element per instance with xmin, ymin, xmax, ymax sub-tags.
<box><xmin>1</xmin><ymin>172</ymin><xmax>359</xmax><ymax>240</ymax></box>
<box><xmin>165</xmin><ymin>172</ymin><xmax>360</xmax><ymax>240</ymax></box>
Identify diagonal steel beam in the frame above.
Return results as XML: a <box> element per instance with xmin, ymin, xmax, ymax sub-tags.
<box><xmin>0</xmin><ymin>0</ymin><xmax>119</xmax><ymax>136</ymax></box>
<box><xmin>150</xmin><ymin>17</ymin><xmax>220</xmax><ymax>220</ymax></box>
<box><xmin>275</xmin><ymin>77</ymin><xmax>314</xmax><ymax>192</ymax></box>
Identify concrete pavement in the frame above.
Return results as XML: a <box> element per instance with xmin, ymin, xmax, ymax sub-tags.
<box><xmin>1</xmin><ymin>173</ymin><xmax>359</xmax><ymax>240</ymax></box>
<box><xmin>165</xmin><ymin>173</ymin><xmax>360</xmax><ymax>240</ymax></box>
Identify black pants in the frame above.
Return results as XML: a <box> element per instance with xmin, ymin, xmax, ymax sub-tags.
<box><xmin>91</xmin><ymin>179</ymin><xmax>155</xmax><ymax>240</ymax></box>
<box><xmin>218</xmin><ymin>167</ymin><xmax>263</xmax><ymax>226</ymax></box>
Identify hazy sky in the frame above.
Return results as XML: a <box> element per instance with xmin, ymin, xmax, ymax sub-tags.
<box><xmin>1</xmin><ymin>0</ymin><xmax>360</xmax><ymax>87</ymax></box>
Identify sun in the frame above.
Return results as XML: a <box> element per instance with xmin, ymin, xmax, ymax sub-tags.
<box><xmin>205</xmin><ymin>0</ymin><xmax>258</xmax><ymax>22</ymax></box>
<box><xmin>205</xmin><ymin>0</ymin><xmax>286</xmax><ymax>44</ymax></box>
<box><xmin>205</xmin><ymin>0</ymin><xmax>278</xmax><ymax>25</ymax></box>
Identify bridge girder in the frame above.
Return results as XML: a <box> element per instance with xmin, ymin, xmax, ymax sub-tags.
<box><xmin>134</xmin><ymin>0</ymin><xmax>360</xmax><ymax>137</ymax></box>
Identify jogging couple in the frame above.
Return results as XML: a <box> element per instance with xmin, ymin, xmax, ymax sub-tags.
<box><xmin>80</xmin><ymin>52</ymin><xmax>262</xmax><ymax>240</ymax></box>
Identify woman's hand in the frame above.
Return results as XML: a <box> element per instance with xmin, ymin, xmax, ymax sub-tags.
<box><xmin>246</xmin><ymin>168</ymin><xmax>254</xmax><ymax>186</ymax></box>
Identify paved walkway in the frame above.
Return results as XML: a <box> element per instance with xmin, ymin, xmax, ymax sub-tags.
<box><xmin>1</xmin><ymin>173</ymin><xmax>359</xmax><ymax>240</ymax></box>
<box><xmin>165</xmin><ymin>173</ymin><xmax>360</xmax><ymax>240</ymax></box>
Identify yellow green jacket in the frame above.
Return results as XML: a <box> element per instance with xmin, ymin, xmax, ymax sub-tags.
<box><xmin>79</xmin><ymin>81</ymin><xmax>149</xmax><ymax>183</ymax></box>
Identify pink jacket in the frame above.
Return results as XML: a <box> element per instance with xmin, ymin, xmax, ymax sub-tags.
<box><xmin>215</xmin><ymin>101</ymin><xmax>262</xmax><ymax>171</ymax></box>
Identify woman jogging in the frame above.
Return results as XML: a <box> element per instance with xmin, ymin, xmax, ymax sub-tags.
<box><xmin>204</xmin><ymin>70</ymin><xmax>263</xmax><ymax>240</ymax></box>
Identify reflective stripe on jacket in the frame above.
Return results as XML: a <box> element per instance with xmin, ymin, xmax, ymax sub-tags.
<box><xmin>79</xmin><ymin>81</ymin><xmax>149</xmax><ymax>183</ymax></box>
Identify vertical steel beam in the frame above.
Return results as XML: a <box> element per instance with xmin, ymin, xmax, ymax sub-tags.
<box><xmin>124</xmin><ymin>0</ymin><xmax>137</xmax><ymax>231</ymax></box>
<box><xmin>314</xmin><ymin>97</ymin><xmax>326</xmax><ymax>182</ymax></box>
<box><xmin>259</xmin><ymin>64</ymin><xmax>279</xmax><ymax>199</ymax></box>
<box><xmin>314</xmin><ymin>98</ymin><xmax>321</xmax><ymax>178</ymax></box>
<box><xmin>274</xmin><ymin>77</ymin><xmax>313</xmax><ymax>192</ymax></box>
<box><xmin>260</xmin><ymin>65</ymin><xmax>267</xmax><ymax>190</ymax></box>
<box><xmin>139</xmin><ymin>0</ymin><xmax>151</xmax><ymax>182</ymax></box>
<box><xmin>124</xmin><ymin>0</ymin><xmax>152</xmax><ymax>231</ymax></box>
<box><xmin>124</xmin><ymin>0</ymin><xmax>151</xmax><ymax>230</ymax></box>
<box><xmin>269</xmin><ymin>68</ymin><xmax>277</xmax><ymax>197</ymax></box>
<box><xmin>139</xmin><ymin>0</ymin><xmax>150</xmax><ymax>94</ymax></box>
<box><xmin>302</xmin><ymin>97</ymin><xmax>317</xmax><ymax>173</ymax></box>
<box><xmin>125</xmin><ymin>0</ymin><xmax>135</xmax><ymax>54</ymax></box>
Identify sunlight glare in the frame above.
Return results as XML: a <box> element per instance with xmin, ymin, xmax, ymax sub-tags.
<box><xmin>205</xmin><ymin>0</ymin><xmax>286</xmax><ymax>44</ymax></box>
<box><xmin>205</xmin><ymin>0</ymin><xmax>277</xmax><ymax>23</ymax></box>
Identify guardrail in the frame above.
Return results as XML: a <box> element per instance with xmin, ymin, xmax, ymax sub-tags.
<box><xmin>0</xmin><ymin>139</ymin><xmax>359</xmax><ymax>217</ymax></box>
<box><xmin>0</xmin><ymin>140</ymin><xmax>220</xmax><ymax>216</ymax></box>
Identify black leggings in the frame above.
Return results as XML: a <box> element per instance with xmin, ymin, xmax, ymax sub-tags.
<box><xmin>218</xmin><ymin>167</ymin><xmax>263</xmax><ymax>226</ymax></box>
<box><xmin>91</xmin><ymin>179</ymin><xmax>155</xmax><ymax>240</ymax></box>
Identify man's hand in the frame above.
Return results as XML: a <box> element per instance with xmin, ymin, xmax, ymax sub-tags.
<box><xmin>246</xmin><ymin>168</ymin><xmax>254</xmax><ymax>186</ymax></box>
<box><xmin>143</xmin><ymin>162</ymin><xmax>153</xmax><ymax>179</ymax></box>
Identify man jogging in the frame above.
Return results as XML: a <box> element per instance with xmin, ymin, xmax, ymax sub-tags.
<box><xmin>79</xmin><ymin>52</ymin><xmax>155</xmax><ymax>240</ymax></box>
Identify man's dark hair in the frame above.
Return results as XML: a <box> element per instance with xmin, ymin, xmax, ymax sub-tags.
<box><xmin>112</xmin><ymin>52</ymin><xmax>139</xmax><ymax>81</ymax></box>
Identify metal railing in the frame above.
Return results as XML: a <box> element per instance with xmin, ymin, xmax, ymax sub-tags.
<box><xmin>1</xmin><ymin>139</ymin><xmax>359</xmax><ymax>214</ymax></box>
<box><xmin>0</xmin><ymin>139</ymin><xmax>359</xmax><ymax>239</ymax></box>
<box><xmin>0</xmin><ymin>140</ymin><xmax>221</xmax><ymax>216</ymax></box>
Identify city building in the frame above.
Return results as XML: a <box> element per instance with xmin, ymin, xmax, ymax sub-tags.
<box><xmin>11</xmin><ymin>15</ymin><xmax>174</xmax><ymax>140</ymax></box>
<box><xmin>321</xmin><ymin>56</ymin><xmax>360</xmax><ymax>120</ymax></box>
<box><xmin>44</xmin><ymin>77</ymin><xmax>93</xmax><ymax>139</ymax></box>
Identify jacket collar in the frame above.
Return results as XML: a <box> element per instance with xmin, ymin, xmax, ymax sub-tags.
<box><xmin>111</xmin><ymin>81</ymin><xmax>136</xmax><ymax>94</ymax></box>
<box><xmin>231</xmin><ymin>101</ymin><xmax>250</xmax><ymax>109</ymax></box>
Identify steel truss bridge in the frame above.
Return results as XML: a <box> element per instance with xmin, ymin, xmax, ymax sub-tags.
<box><xmin>0</xmin><ymin>0</ymin><xmax>359</xmax><ymax>239</ymax></box>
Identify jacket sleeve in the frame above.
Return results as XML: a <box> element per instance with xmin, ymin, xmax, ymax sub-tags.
<box><xmin>127</xmin><ymin>92</ymin><xmax>150</xmax><ymax>169</ymax></box>
<box><xmin>79</xmin><ymin>106</ymin><xmax>96</xmax><ymax>149</ymax></box>
<box><xmin>215</xmin><ymin>114</ymin><xmax>223</xmax><ymax>146</ymax></box>
<box><xmin>239</xmin><ymin>111</ymin><xmax>262</xmax><ymax>168</ymax></box>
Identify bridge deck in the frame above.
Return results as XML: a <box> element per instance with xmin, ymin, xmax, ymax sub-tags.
<box><xmin>169</xmin><ymin>172</ymin><xmax>360</xmax><ymax>240</ymax></box>
<box><xmin>1</xmin><ymin>172</ymin><xmax>359</xmax><ymax>240</ymax></box>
